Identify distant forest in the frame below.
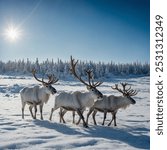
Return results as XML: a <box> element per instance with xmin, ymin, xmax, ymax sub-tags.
<box><xmin>0</xmin><ymin>58</ymin><xmax>150</xmax><ymax>80</ymax></box>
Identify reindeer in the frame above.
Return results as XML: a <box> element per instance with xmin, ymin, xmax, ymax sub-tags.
<box><xmin>49</xmin><ymin>56</ymin><xmax>103</xmax><ymax>127</ymax></box>
<box><xmin>59</xmin><ymin>70</ymin><xmax>101</xmax><ymax>125</ymax></box>
<box><xmin>86</xmin><ymin>83</ymin><xmax>137</xmax><ymax>126</ymax></box>
<box><xmin>20</xmin><ymin>69</ymin><xmax>58</xmax><ymax>120</ymax></box>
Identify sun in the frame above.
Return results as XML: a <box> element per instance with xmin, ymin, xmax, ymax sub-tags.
<box><xmin>4</xmin><ymin>25</ymin><xmax>21</xmax><ymax>42</ymax></box>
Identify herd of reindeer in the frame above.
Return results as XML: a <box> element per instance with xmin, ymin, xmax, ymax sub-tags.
<box><xmin>20</xmin><ymin>56</ymin><xmax>138</xmax><ymax>128</ymax></box>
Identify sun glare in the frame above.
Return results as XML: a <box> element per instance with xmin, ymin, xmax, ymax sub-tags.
<box><xmin>4</xmin><ymin>25</ymin><xmax>21</xmax><ymax>42</ymax></box>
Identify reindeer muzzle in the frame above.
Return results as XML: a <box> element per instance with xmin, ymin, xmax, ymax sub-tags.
<box><xmin>132</xmin><ymin>100</ymin><xmax>136</xmax><ymax>104</ymax></box>
<box><xmin>52</xmin><ymin>89</ymin><xmax>57</xmax><ymax>94</ymax></box>
<box><xmin>131</xmin><ymin>98</ymin><xmax>136</xmax><ymax>104</ymax></box>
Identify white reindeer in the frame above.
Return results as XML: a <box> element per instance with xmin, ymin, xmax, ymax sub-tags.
<box><xmin>20</xmin><ymin>69</ymin><xmax>58</xmax><ymax>120</ymax></box>
<box><xmin>58</xmin><ymin>70</ymin><xmax>100</xmax><ymax>125</ymax></box>
<box><xmin>86</xmin><ymin>83</ymin><xmax>137</xmax><ymax>126</ymax></box>
<box><xmin>49</xmin><ymin>56</ymin><xmax>103</xmax><ymax>127</ymax></box>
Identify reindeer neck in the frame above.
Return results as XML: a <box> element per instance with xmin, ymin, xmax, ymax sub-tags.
<box><xmin>44</xmin><ymin>94</ymin><xmax>50</xmax><ymax>103</ymax></box>
<box><xmin>78</xmin><ymin>91</ymin><xmax>94</xmax><ymax>100</ymax></box>
<box><xmin>74</xmin><ymin>91</ymin><xmax>95</xmax><ymax>106</ymax></box>
<box><xmin>38</xmin><ymin>87</ymin><xmax>50</xmax><ymax>102</ymax></box>
<box><xmin>114</xmin><ymin>96</ymin><xmax>130</xmax><ymax>109</ymax></box>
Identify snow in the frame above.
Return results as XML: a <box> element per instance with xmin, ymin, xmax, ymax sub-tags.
<box><xmin>0</xmin><ymin>75</ymin><xmax>150</xmax><ymax>149</ymax></box>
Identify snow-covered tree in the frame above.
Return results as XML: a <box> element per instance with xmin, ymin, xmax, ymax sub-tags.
<box><xmin>0</xmin><ymin>58</ymin><xmax>150</xmax><ymax>79</ymax></box>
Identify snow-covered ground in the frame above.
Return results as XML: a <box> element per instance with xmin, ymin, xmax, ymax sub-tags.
<box><xmin>0</xmin><ymin>75</ymin><xmax>150</xmax><ymax>150</ymax></box>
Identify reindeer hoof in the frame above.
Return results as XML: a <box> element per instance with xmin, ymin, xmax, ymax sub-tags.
<box><xmin>84</xmin><ymin>124</ymin><xmax>88</xmax><ymax>128</ymax></box>
<box><xmin>49</xmin><ymin>116</ymin><xmax>52</xmax><ymax>121</ymax></box>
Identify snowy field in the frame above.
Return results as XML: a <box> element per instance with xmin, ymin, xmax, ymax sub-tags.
<box><xmin>0</xmin><ymin>75</ymin><xmax>150</xmax><ymax>150</ymax></box>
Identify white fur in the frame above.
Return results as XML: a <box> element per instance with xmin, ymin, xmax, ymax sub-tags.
<box><xmin>86</xmin><ymin>95</ymin><xmax>135</xmax><ymax>126</ymax></box>
<box><xmin>49</xmin><ymin>89</ymin><xmax>102</xmax><ymax>127</ymax></box>
<box><xmin>20</xmin><ymin>85</ymin><xmax>54</xmax><ymax>120</ymax></box>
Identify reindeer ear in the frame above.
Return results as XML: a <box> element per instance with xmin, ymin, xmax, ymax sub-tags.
<box><xmin>87</xmin><ymin>86</ymin><xmax>91</xmax><ymax>90</ymax></box>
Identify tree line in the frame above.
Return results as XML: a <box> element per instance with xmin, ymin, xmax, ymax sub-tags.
<box><xmin>0</xmin><ymin>58</ymin><xmax>149</xmax><ymax>80</ymax></box>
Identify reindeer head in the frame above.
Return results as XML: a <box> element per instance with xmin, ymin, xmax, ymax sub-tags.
<box><xmin>111</xmin><ymin>83</ymin><xmax>137</xmax><ymax>104</ymax></box>
<box><xmin>32</xmin><ymin>68</ymin><xmax>58</xmax><ymax>95</ymax></box>
<box><xmin>70</xmin><ymin>56</ymin><xmax>103</xmax><ymax>99</ymax></box>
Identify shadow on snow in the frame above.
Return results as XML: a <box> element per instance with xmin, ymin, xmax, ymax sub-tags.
<box><xmin>33</xmin><ymin>120</ymin><xmax>150</xmax><ymax>149</ymax></box>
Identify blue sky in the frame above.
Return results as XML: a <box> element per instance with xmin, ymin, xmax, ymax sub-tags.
<box><xmin>0</xmin><ymin>0</ymin><xmax>150</xmax><ymax>63</ymax></box>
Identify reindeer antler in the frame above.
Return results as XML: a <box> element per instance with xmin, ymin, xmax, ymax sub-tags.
<box><xmin>126</xmin><ymin>88</ymin><xmax>138</xmax><ymax>96</ymax></box>
<box><xmin>121</xmin><ymin>83</ymin><xmax>138</xmax><ymax>96</ymax></box>
<box><xmin>85</xmin><ymin>69</ymin><xmax>103</xmax><ymax>87</ymax></box>
<box><xmin>32</xmin><ymin>68</ymin><xmax>58</xmax><ymax>85</ymax></box>
<box><xmin>120</xmin><ymin>83</ymin><xmax>131</xmax><ymax>93</ymax></box>
<box><xmin>111</xmin><ymin>84</ymin><xmax>124</xmax><ymax>94</ymax></box>
<box><xmin>32</xmin><ymin>68</ymin><xmax>45</xmax><ymax>84</ymax></box>
<box><xmin>70</xmin><ymin>56</ymin><xmax>89</xmax><ymax>86</ymax></box>
<box><xmin>111</xmin><ymin>82</ymin><xmax>138</xmax><ymax>96</ymax></box>
<box><xmin>70</xmin><ymin>56</ymin><xmax>103</xmax><ymax>88</ymax></box>
<box><xmin>47</xmin><ymin>74</ymin><xmax>59</xmax><ymax>84</ymax></box>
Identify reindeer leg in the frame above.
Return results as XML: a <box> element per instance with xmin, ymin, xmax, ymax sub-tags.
<box><xmin>61</xmin><ymin>110</ymin><xmax>67</xmax><ymax>123</ymax></box>
<box><xmin>59</xmin><ymin>108</ymin><xmax>63</xmax><ymax>123</ymax></box>
<box><xmin>113</xmin><ymin>112</ymin><xmax>117</xmax><ymax>126</ymax></box>
<box><xmin>49</xmin><ymin>106</ymin><xmax>58</xmax><ymax>121</ymax></box>
<box><xmin>76</xmin><ymin>109</ymin><xmax>88</xmax><ymax>128</ymax></box>
<box><xmin>76</xmin><ymin>116</ymin><xmax>81</xmax><ymax>125</ymax></box>
<box><xmin>86</xmin><ymin>107</ymin><xmax>94</xmax><ymax>125</ymax></box>
<box><xmin>102</xmin><ymin>111</ymin><xmax>107</xmax><ymax>125</ymax></box>
<box><xmin>108</xmin><ymin>112</ymin><xmax>114</xmax><ymax>126</ymax></box>
<box><xmin>76</xmin><ymin>109</ymin><xmax>84</xmax><ymax>125</ymax></box>
<box><xmin>59</xmin><ymin>108</ymin><xmax>66</xmax><ymax>123</ymax></box>
<box><xmin>39</xmin><ymin>104</ymin><xmax>44</xmax><ymax>120</ymax></box>
<box><xmin>108</xmin><ymin>112</ymin><xmax>117</xmax><ymax>126</ymax></box>
<box><xmin>72</xmin><ymin>111</ymin><xmax>75</xmax><ymax>124</ymax></box>
<box><xmin>92</xmin><ymin>110</ymin><xmax>97</xmax><ymax>125</ymax></box>
<box><xmin>33</xmin><ymin>104</ymin><xmax>37</xmax><ymax>119</ymax></box>
<box><xmin>22</xmin><ymin>102</ymin><xmax>26</xmax><ymax>119</ymax></box>
<box><xmin>29</xmin><ymin>105</ymin><xmax>34</xmax><ymax>119</ymax></box>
